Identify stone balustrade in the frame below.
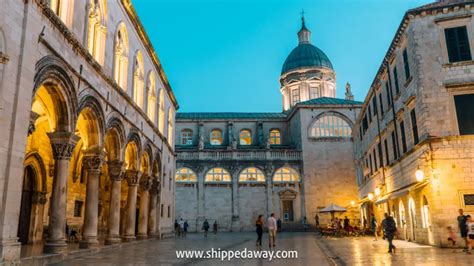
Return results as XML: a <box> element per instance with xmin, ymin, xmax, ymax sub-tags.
<box><xmin>176</xmin><ymin>149</ymin><xmax>302</xmax><ymax>161</ymax></box>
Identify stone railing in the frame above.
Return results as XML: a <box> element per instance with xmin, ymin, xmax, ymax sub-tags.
<box><xmin>176</xmin><ymin>149</ymin><xmax>302</xmax><ymax>161</ymax></box>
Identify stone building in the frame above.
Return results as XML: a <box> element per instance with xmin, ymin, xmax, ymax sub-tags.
<box><xmin>174</xmin><ymin>17</ymin><xmax>362</xmax><ymax>232</ymax></box>
<box><xmin>354</xmin><ymin>0</ymin><xmax>474</xmax><ymax>247</ymax></box>
<box><xmin>0</xmin><ymin>0</ymin><xmax>177</xmax><ymax>262</ymax></box>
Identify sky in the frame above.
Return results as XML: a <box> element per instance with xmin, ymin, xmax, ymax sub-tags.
<box><xmin>133</xmin><ymin>0</ymin><xmax>432</xmax><ymax>113</ymax></box>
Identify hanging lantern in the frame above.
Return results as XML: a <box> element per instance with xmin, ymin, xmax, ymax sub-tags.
<box><xmin>415</xmin><ymin>169</ymin><xmax>424</xmax><ymax>182</ymax></box>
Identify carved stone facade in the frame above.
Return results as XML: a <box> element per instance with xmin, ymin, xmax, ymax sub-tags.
<box><xmin>0</xmin><ymin>0</ymin><xmax>177</xmax><ymax>262</ymax></box>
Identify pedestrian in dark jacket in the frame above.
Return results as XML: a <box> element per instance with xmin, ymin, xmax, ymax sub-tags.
<box><xmin>382</xmin><ymin>213</ymin><xmax>397</xmax><ymax>254</ymax></box>
<box><xmin>256</xmin><ymin>215</ymin><xmax>264</xmax><ymax>250</ymax></box>
<box><xmin>202</xmin><ymin>220</ymin><xmax>210</xmax><ymax>237</ymax></box>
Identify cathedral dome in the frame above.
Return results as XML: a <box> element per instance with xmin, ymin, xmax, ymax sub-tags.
<box><xmin>281</xmin><ymin>16</ymin><xmax>333</xmax><ymax>75</ymax></box>
<box><xmin>281</xmin><ymin>43</ymin><xmax>333</xmax><ymax>75</ymax></box>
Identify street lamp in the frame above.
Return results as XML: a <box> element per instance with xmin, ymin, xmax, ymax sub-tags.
<box><xmin>368</xmin><ymin>193</ymin><xmax>374</xmax><ymax>201</ymax></box>
<box><xmin>350</xmin><ymin>200</ymin><xmax>355</xmax><ymax>206</ymax></box>
<box><xmin>415</xmin><ymin>169</ymin><xmax>424</xmax><ymax>182</ymax></box>
<box><xmin>374</xmin><ymin>187</ymin><xmax>381</xmax><ymax>196</ymax></box>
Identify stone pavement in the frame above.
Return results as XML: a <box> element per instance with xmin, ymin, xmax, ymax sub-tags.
<box><xmin>319</xmin><ymin>236</ymin><xmax>474</xmax><ymax>266</ymax></box>
<box><xmin>50</xmin><ymin>232</ymin><xmax>330</xmax><ymax>266</ymax></box>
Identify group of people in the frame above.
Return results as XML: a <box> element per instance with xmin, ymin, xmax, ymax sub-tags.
<box><xmin>452</xmin><ymin>209</ymin><xmax>474</xmax><ymax>254</ymax></box>
<box><xmin>255</xmin><ymin>213</ymin><xmax>278</xmax><ymax>250</ymax></box>
<box><xmin>201</xmin><ymin>219</ymin><xmax>219</xmax><ymax>237</ymax></box>
<box><xmin>174</xmin><ymin>218</ymin><xmax>189</xmax><ymax>237</ymax></box>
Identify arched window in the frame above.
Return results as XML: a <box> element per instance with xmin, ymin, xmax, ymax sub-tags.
<box><xmin>180</xmin><ymin>129</ymin><xmax>193</xmax><ymax>145</ymax></box>
<box><xmin>175</xmin><ymin>168</ymin><xmax>197</xmax><ymax>182</ymax></box>
<box><xmin>114</xmin><ymin>23</ymin><xmax>129</xmax><ymax>91</ymax></box>
<box><xmin>239</xmin><ymin>129</ymin><xmax>251</xmax><ymax>145</ymax></box>
<box><xmin>269</xmin><ymin>129</ymin><xmax>281</xmax><ymax>145</ymax></box>
<box><xmin>309</xmin><ymin>114</ymin><xmax>352</xmax><ymax>138</ymax></box>
<box><xmin>49</xmin><ymin>0</ymin><xmax>74</xmax><ymax>27</ymax></box>
<box><xmin>133</xmin><ymin>51</ymin><xmax>145</xmax><ymax>108</ymax></box>
<box><xmin>87</xmin><ymin>0</ymin><xmax>107</xmax><ymax>65</ymax></box>
<box><xmin>210</xmin><ymin>129</ymin><xmax>223</xmax><ymax>145</ymax></box>
<box><xmin>147</xmin><ymin>72</ymin><xmax>157</xmax><ymax>122</ymax></box>
<box><xmin>239</xmin><ymin>167</ymin><xmax>265</xmax><ymax>182</ymax></box>
<box><xmin>273</xmin><ymin>167</ymin><xmax>299</xmax><ymax>182</ymax></box>
<box><xmin>205</xmin><ymin>168</ymin><xmax>231</xmax><ymax>182</ymax></box>
<box><xmin>158</xmin><ymin>89</ymin><xmax>165</xmax><ymax>134</ymax></box>
<box><xmin>168</xmin><ymin>108</ymin><xmax>174</xmax><ymax>145</ymax></box>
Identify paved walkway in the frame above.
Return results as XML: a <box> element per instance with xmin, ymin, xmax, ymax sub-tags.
<box><xmin>319</xmin><ymin>236</ymin><xmax>473</xmax><ymax>266</ymax></box>
<box><xmin>53</xmin><ymin>232</ymin><xmax>330</xmax><ymax>266</ymax></box>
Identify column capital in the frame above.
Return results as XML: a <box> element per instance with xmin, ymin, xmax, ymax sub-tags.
<box><xmin>107</xmin><ymin>160</ymin><xmax>125</xmax><ymax>182</ymax></box>
<box><xmin>150</xmin><ymin>179</ymin><xmax>160</xmax><ymax>195</ymax></box>
<box><xmin>140</xmin><ymin>175</ymin><xmax>152</xmax><ymax>191</ymax></box>
<box><xmin>32</xmin><ymin>191</ymin><xmax>47</xmax><ymax>204</ymax></box>
<box><xmin>47</xmin><ymin>131</ymin><xmax>80</xmax><ymax>160</ymax></box>
<box><xmin>125</xmin><ymin>169</ymin><xmax>140</xmax><ymax>186</ymax></box>
<box><xmin>82</xmin><ymin>152</ymin><xmax>105</xmax><ymax>171</ymax></box>
<box><xmin>264</xmin><ymin>164</ymin><xmax>274</xmax><ymax>177</ymax></box>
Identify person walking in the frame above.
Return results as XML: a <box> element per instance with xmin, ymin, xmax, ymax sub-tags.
<box><xmin>213</xmin><ymin>221</ymin><xmax>218</xmax><ymax>235</ymax></box>
<box><xmin>267</xmin><ymin>213</ymin><xmax>277</xmax><ymax>248</ymax></box>
<box><xmin>458</xmin><ymin>209</ymin><xmax>469</xmax><ymax>251</ymax></box>
<box><xmin>179</xmin><ymin>218</ymin><xmax>185</xmax><ymax>238</ymax></box>
<box><xmin>256</xmin><ymin>215</ymin><xmax>264</xmax><ymax>250</ymax></box>
<box><xmin>315</xmin><ymin>214</ymin><xmax>320</xmax><ymax>228</ymax></box>
<box><xmin>371</xmin><ymin>216</ymin><xmax>378</xmax><ymax>241</ymax></box>
<box><xmin>467</xmin><ymin>215</ymin><xmax>474</xmax><ymax>254</ymax></box>
<box><xmin>183</xmin><ymin>220</ymin><xmax>188</xmax><ymax>237</ymax></box>
<box><xmin>277</xmin><ymin>218</ymin><xmax>282</xmax><ymax>232</ymax></box>
<box><xmin>174</xmin><ymin>219</ymin><xmax>179</xmax><ymax>237</ymax></box>
<box><xmin>382</xmin><ymin>213</ymin><xmax>397</xmax><ymax>254</ymax></box>
<box><xmin>343</xmin><ymin>216</ymin><xmax>350</xmax><ymax>230</ymax></box>
<box><xmin>202</xmin><ymin>219</ymin><xmax>210</xmax><ymax>237</ymax></box>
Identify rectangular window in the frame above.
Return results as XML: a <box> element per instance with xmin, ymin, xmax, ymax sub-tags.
<box><xmin>385</xmin><ymin>81</ymin><xmax>392</xmax><ymax>107</ymax></box>
<box><xmin>378</xmin><ymin>93</ymin><xmax>384</xmax><ymax>116</ymax></box>
<box><xmin>160</xmin><ymin>204</ymin><xmax>164</xmax><ymax>217</ymax></box>
<box><xmin>400</xmin><ymin>120</ymin><xmax>407</xmax><ymax>153</ymax></box>
<box><xmin>393</xmin><ymin>67</ymin><xmax>400</xmax><ymax>94</ymax></box>
<box><xmin>384</xmin><ymin>138</ymin><xmax>389</xmax><ymax>165</ymax></box>
<box><xmin>391</xmin><ymin>131</ymin><xmax>398</xmax><ymax>160</ymax></box>
<box><xmin>368</xmin><ymin>105</ymin><xmax>372</xmax><ymax>123</ymax></box>
<box><xmin>362</xmin><ymin>115</ymin><xmax>368</xmax><ymax>133</ymax></box>
<box><xmin>373</xmin><ymin>148</ymin><xmax>378</xmax><ymax>171</ymax></box>
<box><xmin>369</xmin><ymin>153</ymin><xmax>373</xmax><ymax>175</ymax></box>
<box><xmin>464</xmin><ymin>194</ymin><xmax>474</xmax><ymax>206</ymax></box>
<box><xmin>445</xmin><ymin>26</ymin><xmax>472</xmax><ymax>63</ymax></box>
<box><xmin>410</xmin><ymin>109</ymin><xmax>419</xmax><ymax>145</ymax></box>
<box><xmin>180</xmin><ymin>131</ymin><xmax>193</xmax><ymax>145</ymax></box>
<box><xmin>403</xmin><ymin>49</ymin><xmax>411</xmax><ymax>80</ymax></box>
<box><xmin>291</xmin><ymin>89</ymin><xmax>300</xmax><ymax>106</ymax></box>
<box><xmin>167</xmin><ymin>205</ymin><xmax>171</xmax><ymax>218</ymax></box>
<box><xmin>454</xmin><ymin>94</ymin><xmax>474</xmax><ymax>135</ymax></box>
<box><xmin>74</xmin><ymin>200</ymin><xmax>83</xmax><ymax>217</ymax></box>
<box><xmin>378</xmin><ymin>142</ymin><xmax>383</xmax><ymax>168</ymax></box>
<box><xmin>372</xmin><ymin>96</ymin><xmax>378</xmax><ymax>118</ymax></box>
<box><xmin>309</xmin><ymin>86</ymin><xmax>319</xmax><ymax>98</ymax></box>
<box><xmin>359</xmin><ymin>126</ymin><xmax>363</xmax><ymax>141</ymax></box>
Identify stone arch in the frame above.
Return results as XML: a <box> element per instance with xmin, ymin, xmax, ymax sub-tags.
<box><xmin>273</xmin><ymin>166</ymin><xmax>300</xmax><ymax>182</ymax></box>
<box><xmin>105</xmin><ymin>114</ymin><xmax>126</xmax><ymax>161</ymax></box>
<box><xmin>238</xmin><ymin>167</ymin><xmax>266</xmax><ymax>182</ymax></box>
<box><xmin>124</xmin><ymin>128</ymin><xmax>141</xmax><ymax>170</ymax></box>
<box><xmin>33</xmin><ymin>55</ymin><xmax>78</xmax><ymax>132</ymax></box>
<box><xmin>307</xmin><ymin>111</ymin><xmax>353</xmax><ymax>138</ymax></box>
<box><xmin>114</xmin><ymin>22</ymin><xmax>129</xmax><ymax>90</ymax></box>
<box><xmin>23</xmin><ymin>152</ymin><xmax>47</xmax><ymax>193</ymax></box>
<box><xmin>77</xmin><ymin>91</ymin><xmax>106</xmax><ymax>148</ymax></box>
<box><xmin>86</xmin><ymin>0</ymin><xmax>108</xmax><ymax>65</ymax></box>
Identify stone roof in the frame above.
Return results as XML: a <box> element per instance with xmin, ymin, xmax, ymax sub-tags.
<box><xmin>176</xmin><ymin>97</ymin><xmax>362</xmax><ymax>120</ymax></box>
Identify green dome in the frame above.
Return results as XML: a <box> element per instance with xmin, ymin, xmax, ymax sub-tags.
<box><xmin>281</xmin><ymin>43</ymin><xmax>333</xmax><ymax>75</ymax></box>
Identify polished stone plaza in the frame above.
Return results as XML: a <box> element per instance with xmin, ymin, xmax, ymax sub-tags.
<box><xmin>45</xmin><ymin>232</ymin><xmax>474</xmax><ymax>266</ymax></box>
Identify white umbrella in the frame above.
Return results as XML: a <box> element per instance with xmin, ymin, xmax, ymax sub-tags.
<box><xmin>319</xmin><ymin>203</ymin><xmax>347</xmax><ymax>220</ymax></box>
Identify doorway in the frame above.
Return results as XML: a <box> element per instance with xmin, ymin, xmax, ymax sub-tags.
<box><xmin>408</xmin><ymin>198</ymin><xmax>416</xmax><ymax>241</ymax></box>
<box><xmin>18</xmin><ymin>166</ymin><xmax>35</xmax><ymax>244</ymax></box>
<box><xmin>399</xmin><ymin>201</ymin><xmax>408</xmax><ymax>240</ymax></box>
<box><xmin>282</xmin><ymin>200</ymin><xmax>294</xmax><ymax>221</ymax></box>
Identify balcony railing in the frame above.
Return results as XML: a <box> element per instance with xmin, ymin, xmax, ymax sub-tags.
<box><xmin>176</xmin><ymin>149</ymin><xmax>302</xmax><ymax>161</ymax></box>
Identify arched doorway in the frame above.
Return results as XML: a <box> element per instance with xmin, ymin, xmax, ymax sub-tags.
<box><xmin>399</xmin><ymin>201</ymin><xmax>408</xmax><ymax>240</ymax></box>
<box><xmin>18</xmin><ymin>166</ymin><xmax>36</xmax><ymax>244</ymax></box>
<box><xmin>421</xmin><ymin>196</ymin><xmax>434</xmax><ymax>245</ymax></box>
<box><xmin>408</xmin><ymin>198</ymin><xmax>416</xmax><ymax>241</ymax></box>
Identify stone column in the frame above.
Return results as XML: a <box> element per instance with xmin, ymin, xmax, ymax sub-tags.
<box><xmin>80</xmin><ymin>151</ymin><xmax>104</xmax><ymax>249</ymax></box>
<box><xmin>196</xmin><ymin>166</ymin><xmax>205</xmax><ymax>228</ymax></box>
<box><xmin>265</xmin><ymin>164</ymin><xmax>274</xmax><ymax>216</ymax></box>
<box><xmin>137</xmin><ymin>175</ymin><xmax>151</xmax><ymax>239</ymax></box>
<box><xmin>44</xmin><ymin>132</ymin><xmax>79</xmax><ymax>254</ymax></box>
<box><xmin>230</xmin><ymin>165</ymin><xmax>240</xmax><ymax>232</ymax></box>
<box><xmin>148</xmin><ymin>179</ymin><xmax>160</xmax><ymax>237</ymax></box>
<box><xmin>123</xmin><ymin>170</ymin><xmax>140</xmax><ymax>241</ymax></box>
<box><xmin>105</xmin><ymin>160</ymin><xmax>124</xmax><ymax>245</ymax></box>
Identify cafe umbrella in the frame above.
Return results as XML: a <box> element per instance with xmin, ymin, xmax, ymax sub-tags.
<box><xmin>319</xmin><ymin>203</ymin><xmax>347</xmax><ymax>220</ymax></box>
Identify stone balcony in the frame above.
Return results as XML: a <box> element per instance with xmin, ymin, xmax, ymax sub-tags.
<box><xmin>176</xmin><ymin>148</ymin><xmax>302</xmax><ymax>162</ymax></box>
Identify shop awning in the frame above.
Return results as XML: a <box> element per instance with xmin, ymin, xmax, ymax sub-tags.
<box><xmin>374</xmin><ymin>187</ymin><xmax>410</xmax><ymax>205</ymax></box>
